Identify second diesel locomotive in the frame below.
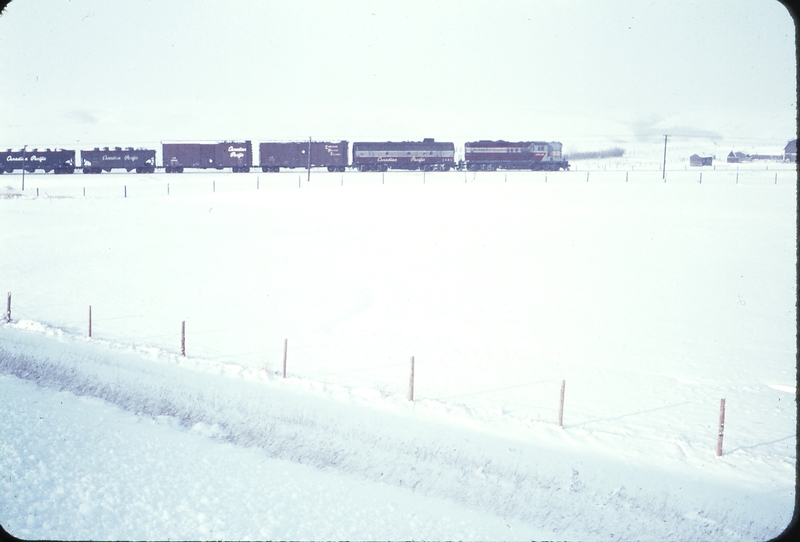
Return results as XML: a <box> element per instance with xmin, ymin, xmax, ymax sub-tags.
<box><xmin>352</xmin><ymin>138</ymin><xmax>455</xmax><ymax>172</ymax></box>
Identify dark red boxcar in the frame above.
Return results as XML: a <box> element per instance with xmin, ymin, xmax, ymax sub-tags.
<box><xmin>259</xmin><ymin>141</ymin><xmax>348</xmax><ymax>172</ymax></box>
<box><xmin>162</xmin><ymin>141</ymin><xmax>252</xmax><ymax>172</ymax></box>
<box><xmin>464</xmin><ymin>140</ymin><xmax>569</xmax><ymax>171</ymax></box>
<box><xmin>81</xmin><ymin>147</ymin><xmax>156</xmax><ymax>174</ymax></box>
<box><xmin>352</xmin><ymin>138</ymin><xmax>454</xmax><ymax>171</ymax></box>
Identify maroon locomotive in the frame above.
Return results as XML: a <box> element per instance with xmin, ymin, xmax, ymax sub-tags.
<box><xmin>464</xmin><ymin>140</ymin><xmax>569</xmax><ymax>171</ymax></box>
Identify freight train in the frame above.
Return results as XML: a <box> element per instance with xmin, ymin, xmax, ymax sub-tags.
<box><xmin>1</xmin><ymin>138</ymin><xmax>569</xmax><ymax>174</ymax></box>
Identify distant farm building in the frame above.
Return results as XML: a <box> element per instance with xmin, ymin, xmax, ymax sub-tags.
<box><xmin>727</xmin><ymin>151</ymin><xmax>751</xmax><ymax>163</ymax></box>
<box><xmin>784</xmin><ymin>139</ymin><xmax>797</xmax><ymax>162</ymax></box>
<box><xmin>689</xmin><ymin>154</ymin><xmax>713</xmax><ymax>166</ymax></box>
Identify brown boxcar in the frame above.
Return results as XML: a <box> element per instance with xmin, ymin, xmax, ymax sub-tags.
<box><xmin>162</xmin><ymin>141</ymin><xmax>252</xmax><ymax>172</ymax></box>
<box><xmin>259</xmin><ymin>141</ymin><xmax>348</xmax><ymax>172</ymax></box>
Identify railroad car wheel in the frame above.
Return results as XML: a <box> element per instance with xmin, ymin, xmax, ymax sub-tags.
<box><xmin>177</xmin><ymin>167</ymin><xmax>184</xmax><ymax>173</ymax></box>
<box><xmin>232</xmin><ymin>166</ymin><xmax>239</xmax><ymax>173</ymax></box>
<box><xmin>327</xmin><ymin>166</ymin><xmax>334</xmax><ymax>172</ymax></box>
<box><xmin>379</xmin><ymin>164</ymin><xmax>388</xmax><ymax>172</ymax></box>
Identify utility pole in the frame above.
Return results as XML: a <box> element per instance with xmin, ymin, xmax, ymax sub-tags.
<box><xmin>662</xmin><ymin>135</ymin><xmax>668</xmax><ymax>181</ymax></box>
<box><xmin>307</xmin><ymin>136</ymin><xmax>312</xmax><ymax>182</ymax></box>
<box><xmin>21</xmin><ymin>144</ymin><xmax>27</xmax><ymax>190</ymax></box>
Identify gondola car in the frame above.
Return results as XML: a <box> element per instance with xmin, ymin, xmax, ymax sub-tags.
<box><xmin>162</xmin><ymin>141</ymin><xmax>252</xmax><ymax>173</ymax></box>
<box><xmin>0</xmin><ymin>148</ymin><xmax>75</xmax><ymax>174</ymax></box>
<box><xmin>81</xmin><ymin>147</ymin><xmax>156</xmax><ymax>174</ymax></box>
<box><xmin>260</xmin><ymin>141</ymin><xmax>348</xmax><ymax>172</ymax></box>
<box><xmin>464</xmin><ymin>140</ymin><xmax>569</xmax><ymax>171</ymax></box>
<box><xmin>352</xmin><ymin>138</ymin><xmax>455</xmax><ymax>172</ymax></box>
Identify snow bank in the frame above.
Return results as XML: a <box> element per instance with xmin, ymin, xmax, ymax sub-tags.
<box><xmin>1</xmin><ymin>166</ymin><xmax>796</xmax><ymax>539</ymax></box>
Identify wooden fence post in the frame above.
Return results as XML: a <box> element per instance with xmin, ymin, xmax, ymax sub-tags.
<box><xmin>283</xmin><ymin>338</ymin><xmax>288</xmax><ymax>378</ymax></box>
<box><xmin>558</xmin><ymin>380</ymin><xmax>566</xmax><ymax>427</ymax></box>
<box><xmin>181</xmin><ymin>321</ymin><xmax>185</xmax><ymax>357</ymax></box>
<box><xmin>409</xmin><ymin>356</ymin><xmax>415</xmax><ymax>401</ymax></box>
<box><xmin>88</xmin><ymin>305</ymin><xmax>92</xmax><ymax>338</ymax></box>
<box><xmin>5</xmin><ymin>292</ymin><xmax>10</xmax><ymax>323</ymax></box>
<box><xmin>124</xmin><ymin>185</ymin><xmax>127</xmax><ymax>198</ymax></box>
<box><xmin>716</xmin><ymin>398</ymin><xmax>726</xmax><ymax>456</ymax></box>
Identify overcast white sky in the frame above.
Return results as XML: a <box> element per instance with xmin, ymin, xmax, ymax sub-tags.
<box><xmin>0</xmin><ymin>0</ymin><xmax>796</xmax><ymax>152</ymax></box>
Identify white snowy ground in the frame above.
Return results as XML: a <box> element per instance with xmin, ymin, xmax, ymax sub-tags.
<box><xmin>0</xmin><ymin>159</ymin><xmax>796</xmax><ymax>540</ymax></box>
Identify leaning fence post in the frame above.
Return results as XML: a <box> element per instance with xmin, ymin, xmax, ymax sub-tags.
<box><xmin>282</xmin><ymin>338</ymin><xmax>288</xmax><ymax>378</ymax></box>
<box><xmin>409</xmin><ymin>356</ymin><xmax>415</xmax><ymax>401</ymax></box>
<box><xmin>181</xmin><ymin>321</ymin><xmax>185</xmax><ymax>357</ymax></box>
<box><xmin>716</xmin><ymin>398</ymin><xmax>726</xmax><ymax>456</ymax></box>
<box><xmin>88</xmin><ymin>305</ymin><xmax>92</xmax><ymax>338</ymax></box>
<box><xmin>5</xmin><ymin>292</ymin><xmax>10</xmax><ymax>323</ymax></box>
<box><xmin>558</xmin><ymin>380</ymin><xmax>566</xmax><ymax>427</ymax></box>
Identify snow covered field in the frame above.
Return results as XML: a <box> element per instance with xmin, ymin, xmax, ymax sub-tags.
<box><xmin>0</xmin><ymin>161</ymin><xmax>796</xmax><ymax>540</ymax></box>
